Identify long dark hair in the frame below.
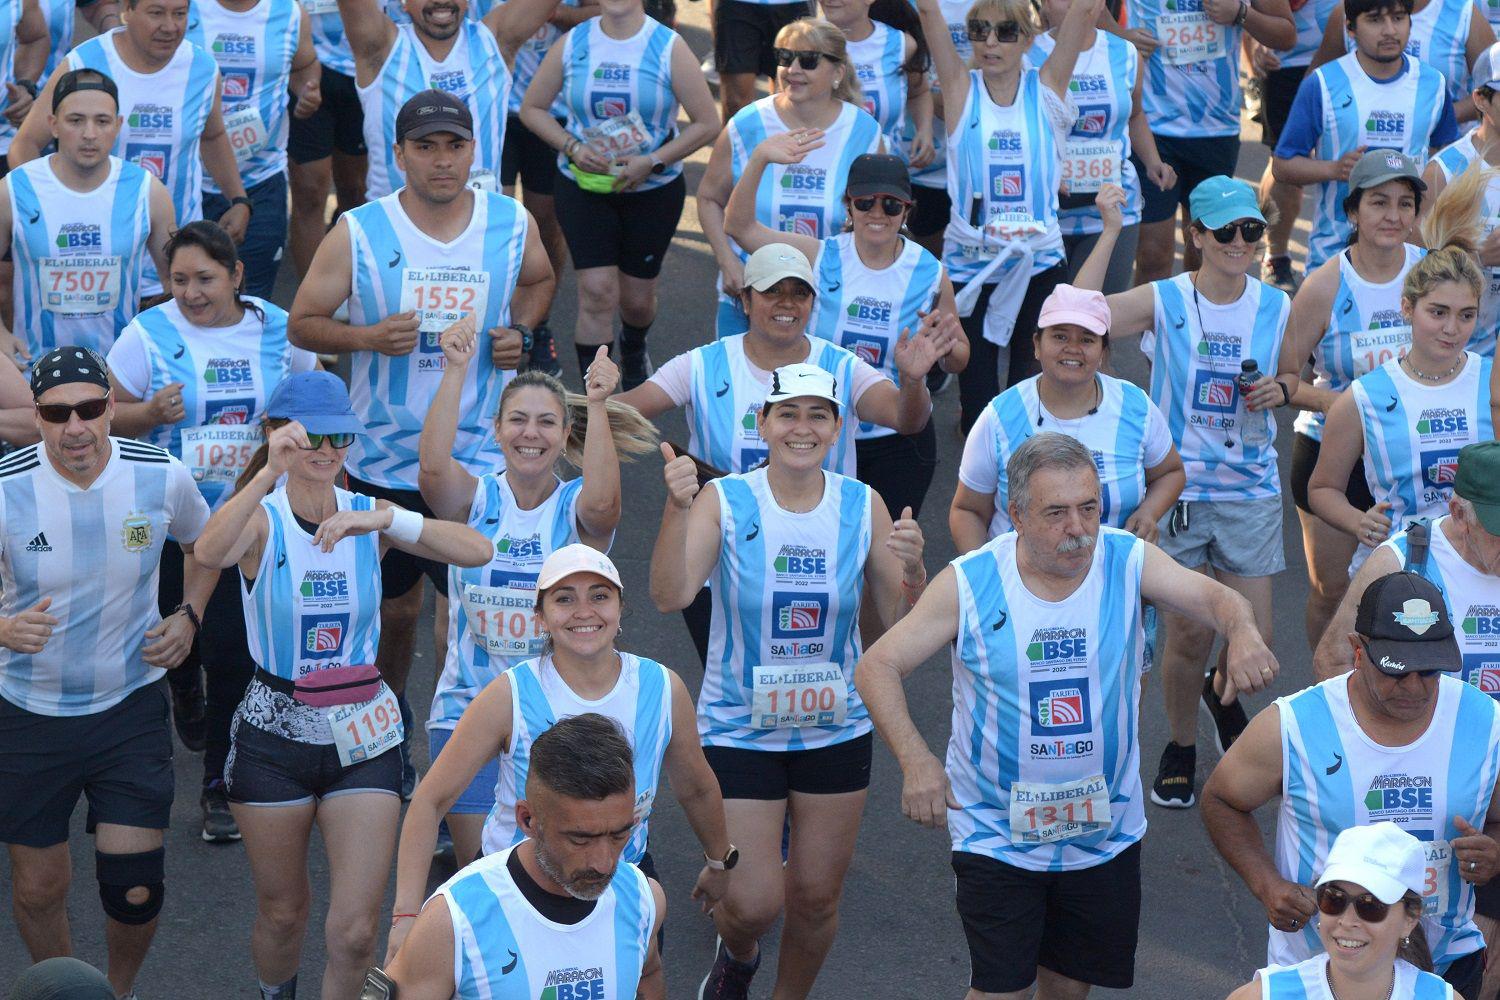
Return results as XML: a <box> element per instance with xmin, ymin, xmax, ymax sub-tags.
<box><xmin>870</xmin><ymin>0</ymin><xmax>932</xmax><ymax>75</ymax></box>
<box><xmin>231</xmin><ymin>417</ymin><xmax>289</xmax><ymax>497</ymax></box>
<box><xmin>1396</xmin><ymin>892</ymin><xmax>1434</xmax><ymax>971</ymax></box>
<box><xmin>164</xmin><ymin>220</ymin><xmax>265</xmax><ymax>322</ymax></box>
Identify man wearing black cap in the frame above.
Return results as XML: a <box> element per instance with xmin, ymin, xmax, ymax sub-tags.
<box><xmin>0</xmin><ymin>70</ymin><xmax>176</xmax><ymax>364</ymax></box>
<box><xmin>290</xmin><ymin>90</ymin><xmax>554</xmax><ymax>794</ymax></box>
<box><xmin>1203</xmin><ymin>571</ymin><xmax>1500</xmax><ymax>999</ymax></box>
<box><xmin>0</xmin><ymin>347</ymin><xmax>213</xmax><ymax>999</ymax></box>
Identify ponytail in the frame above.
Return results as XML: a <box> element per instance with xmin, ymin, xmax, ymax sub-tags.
<box><xmin>1404</xmin><ymin>157</ymin><xmax>1490</xmax><ymax>306</ymax></box>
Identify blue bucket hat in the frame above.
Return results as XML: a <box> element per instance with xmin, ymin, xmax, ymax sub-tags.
<box><xmin>264</xmin><ymin>371</ymin><xmax>363</xmax><ymax>436</ymax></box>
<box><xmin>1189</xmin><ymin>175</ymin><xmax>1267</xmax><ymax>230</ymax></box>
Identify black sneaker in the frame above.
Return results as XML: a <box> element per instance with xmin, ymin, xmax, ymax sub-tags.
<box><xmin>620</xmin><ymin>346</ymin><xmax>654</xmax><ymax>392</ymax></box>
<box><xmin>528</xmin><ymin>324</ymin><xmax>562</xmax><ymax>378</ymax></box>
<box><xmin>1150</xmin><ymin>742</ymin><xmax>1197</xmax><ymax>809</ymax></box>
<box><xmin>171</xmin><ymin>668</ymin><xmax>206</xmax><ymax>753</ymax></box>
<box><xmin>698</xmin><ymin>937</ymin><xmax>759</xmax><ymax>1000</ymax></box>
<box><xmin>1262</xmin><ymin>255</ymin><xmax>1300</xmax><ymax>295</ymax></box>
<box><xmin>1201</xmin><ymin>670</ymin><xmax>1250</xmax><ymax>755</ymax></box>
<box><xmin>200</xmin><ymin>782</ymin><xmax>241</xmax><ymax>843</ymax></box>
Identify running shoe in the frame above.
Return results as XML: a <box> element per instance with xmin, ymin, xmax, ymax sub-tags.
<box><xmin>171</xmin><ymin>668</ymin><xmax>207</xmax><ymax>753</ymax></box>
<box><xmin>200</xmin><ymin>781</ymin><xmax>241</xmax><ymax>843</ymax></box>
<box><xmin>528</xmin><ymin>324</ymin><xmax>562</xmax><ymax>378</ymax></box>
<box><xmin>698</xmin><ymin>937</ymin><xmax>759</xmax><ymax>1000</ymax></box>
<box><xmin>620</xmin><ymin>346</ymin><xmax>654</xmax><ymax>392</ymax></box>
<box><xmin>1149</xmin><ymin>741</ymin><xmax>1197</xmax><ymax>809</ymax></box>
<box><xmin>701</xmin><ymin>52</ymin><xmax>720</xmax><ymax>87</ymax></box>
<box><xmin>1261</xmin><ymin>255</ymin><xmax>1300</xmax><ymax>295</ymax></box>
<box><xmin>1201</xmin><ymin>670</ymin><xmax>1249</xmax><ymax>755</ymax></box>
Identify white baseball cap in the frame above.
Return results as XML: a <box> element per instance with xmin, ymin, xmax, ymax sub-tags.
<box><xmin>743</xmin><ymin>243</ymin><xmax>815</xmax><ymax>292</ymax></box>
<box><xmin>1316</xmin><ymin>822</ymin><xmax>1426</xmax><ymax>904</ymax></box>
<box><xmin>536</xmin><ymin>544</ymin><xmax>623</xmax><ymax>592</ymax></box>
<box><xmin>763</xmin><ymin>363</ymin><xmax>840</xmax><ymax>411</ymax></box>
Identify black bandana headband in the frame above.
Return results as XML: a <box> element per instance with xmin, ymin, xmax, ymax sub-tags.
<box><xmin>30</xmin><ymin>347</ymin><xmax>111</xmax><ymax>399</ymax></box>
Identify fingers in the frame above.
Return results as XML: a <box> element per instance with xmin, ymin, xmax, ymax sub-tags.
<box><xmin>900</xmin><ymin>505</ymin><xmax>914</xmax><ymax>523</ymax></box>
<box><xmin>594</xmin><ymin>344</ymin><xmax>609</xmax><ymax>363</ymax></box>
<box><xmin>1455</xmin><ymin>815</ymin><xmax>1482</xmax><ymax>837</ymax></box>
<box><xmin>660</xmin><ymin>442</ymin><xmax>676</xmax><ymax>462</ymax></box>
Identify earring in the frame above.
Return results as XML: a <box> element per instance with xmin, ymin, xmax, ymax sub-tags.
<box><xmin>1401</xmin><ymin>936</ymin><xmax>1411</xmax><ymax>948</ymax></box>
<box><xmin>616</xmin><ymin>626</ymin><xmax>623</xmax><ymax>636</ymax></box>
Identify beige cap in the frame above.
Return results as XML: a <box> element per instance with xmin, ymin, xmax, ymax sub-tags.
<box><xmin>536</xmin><ymin>544</ymin><xmax>623</xmax><ymax>592</ymax></box>
<box><xmin>743</xmin><ymin>243</ymin><xmax>815</xmax><ymax>292</ymax></box>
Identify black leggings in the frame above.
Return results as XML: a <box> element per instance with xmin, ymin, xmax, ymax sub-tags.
<box><xmin>856</xmin><ymin>420</ymin><xmax>939</xmax><ymax>518</ymax></box>
<box><xmin>955</xmin><ymin>263</ymin><xmax>1068</xmax><ymax>434</ymax></box>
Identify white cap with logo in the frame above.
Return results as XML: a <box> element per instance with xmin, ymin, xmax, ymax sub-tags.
<box><xmin>1315</xmin><ymin>822</ymin><xmax>1426</xmax><ymax>904</ymax></box>
<box><xmin>764</xmin><ymin>363</ymin><xmax>840</xmax><ymax>411</ymax></box>
<box><xmin>743</xmin><ymin>243</ymin><xmax>815</xmax><ymax>292</ymax></box>
<box><xmin>536</xmin><ymin>543</ymin><xmax>623</xmax><ymax>592</ymax></box>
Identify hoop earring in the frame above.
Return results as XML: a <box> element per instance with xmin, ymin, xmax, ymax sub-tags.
<box><xmin>616</xmin><ymin>626</ymin><xmax>623</xmax><ymax>636</ymax></box>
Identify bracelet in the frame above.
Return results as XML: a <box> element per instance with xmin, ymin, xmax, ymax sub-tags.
<box><xmin>391</xmin><ymin>913</ymin><xmax>419</xmax><ymax>923</ymax></box>
<box><xmin>173</xmin><ymin>603</ymin><xmax>202</xmax><ymax>633</ymax></box>
<box><xmin>383</xmin><ymin>507</ymin><xmax>424</xmax><ymax>544</ymax></box>
<box><xmin>1234</xmin><ymin>0</ymin><xmax>1249</xmax><ymax>25</ymax></box>
<box><xmin>563</xmin><ymin>138</ymin><xmax>579</xmax><ymax>159</ymax></box>
<box><xmin>901</xmin><ymin>573</ymin><xmax>928</xmax><ymax>595</ymax></box>
<box><xmin>1277</xmin><ymin>378</ymin><xmax>1292</xmax><ymax>407</ymax></box>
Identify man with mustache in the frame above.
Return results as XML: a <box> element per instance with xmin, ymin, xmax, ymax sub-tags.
<box><xmin>377</xmin><ymin>713</ymin><xmax>665</xmax><ymax>999</ymax></box>
<box><xmin>855</xmin><ymin>431</ymin><xmax>1276</xmax><ymax>1000</ymax></box>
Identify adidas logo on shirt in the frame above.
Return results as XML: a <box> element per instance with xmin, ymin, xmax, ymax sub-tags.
<box><xmin>25</xmin><ymin>532</ymin><xmax>50</xmax><ymax>552</ymax></box>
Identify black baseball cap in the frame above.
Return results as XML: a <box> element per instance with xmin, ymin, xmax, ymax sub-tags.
<box><xmin>51</xmin><ymin>69</ymin><xmax>118</xmax><ymax>114</ymax></box>
<box><xmin>1354</xmin><ymin>572</ymin><xmax>1461</xmax><ymax>675</ymax></box>
<box><xmin>395</xmin><ymin>89</ymin><xmax>472</xmax><ymax>143</ymax></box>
<box><xmin>845</xmin><ymin>153</ymin><xmax>911</xmax><ymax>201</ymax></box>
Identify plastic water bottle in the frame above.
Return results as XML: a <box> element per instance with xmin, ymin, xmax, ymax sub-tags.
<box><xmin>1236</xmin><ymin>359</ymin><xmax>1272</xmax><ymax>449</ymax></box>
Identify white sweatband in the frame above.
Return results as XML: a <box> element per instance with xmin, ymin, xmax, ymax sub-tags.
<box><xmin>383</xmin><ymin>507</ymin><xmax>424</xmax><ymax>544</ymax></box>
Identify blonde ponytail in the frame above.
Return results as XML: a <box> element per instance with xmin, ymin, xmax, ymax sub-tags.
<box><xmin>1404</xmin><ymin>158</ymin><xmax>1491</xmax><ymax>306</ymax></box>
<box><xmin>496</xmin><ymin>370</ymin><xmax>659</xmax><ymax>469</ymax></box>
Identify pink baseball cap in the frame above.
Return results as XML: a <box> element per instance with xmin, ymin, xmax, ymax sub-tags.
<box><xmin>1037</xmin><ymin>284</ymin><xmax>1110</xmax><ymax>338</ymax></box>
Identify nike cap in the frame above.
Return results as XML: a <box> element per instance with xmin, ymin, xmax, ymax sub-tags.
<box><xmin>763</xmin><ymin>362</ymin><xmax>839</xmax><ymax>413</ymax></box>
<box><xmin>1354</xmin><ymin>571</ymin><xmax>1461</xmax><ymax>676</ymax></box>
<box><xmin>1188</xmin><ymin>175</ymin><xmax>1266</xmax><ymax>230</ymax></box>
<box><xmin>264</xmin><ymin>371</ymin><xmax>364</xmax><ymax>436</ymax></box>
<box><xmin>743</xmin><ymin>243</ymin><xmax>815</xmax><ymax>293</ymax></box>
<box><xmin>1347</xmin><ymin>148</ymin><xmax>1427</xmax><ymax>195</ymax></box>
<box><xmin>1316</xmin><ymin>822</ymin><xmax>1426</xmax><ymax>904</ymax></box>
<box><xmin>1455</xmin><ymin>441</ymin><xmax>1500</xmax><ymax>536</ymax></box>
<box><xmin>396</xmin><ymin>89</ymin><xmax>473</xmax><ymax>143</ymax></box>
<box><xmin>536</xmin><ymin>543</ymin><xmax>623</xmax><ymax>592</ymax></box>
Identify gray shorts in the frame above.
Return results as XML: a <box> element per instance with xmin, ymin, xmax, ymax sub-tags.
<box><xmin>1156</xmin><ymin>496</ymin><xmax>1287</xmax><ymax>578</ymax></box>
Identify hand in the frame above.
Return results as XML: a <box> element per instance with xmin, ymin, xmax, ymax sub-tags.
<box><xmin>0</xmin><ymin>596</ymin><xmax>58</xmax><ymax>654</ymax></box>
<box><xmin>660</xmin><ymin>442</ymin><xmax>701</xmax><ymax>511</ymax></box>
<box><xmin>312</xmin><ymin>507</ymin><xmax>395</xmax><ymax>552</ymax></box>
<box><xmin>719</xmin><ymin>255</ymin><xmax>746</xmax><ymax>300</ymax></box>
<box><xmin>488</xmin><ymin>324</ymin><xmax>524</xmax><ymax>371</ymax></box>
<box><xmin>1249</xmin><ymin>40</ymin><xmax>1281</xmax><ymax>74</ymax></box>
<box><xmin>1257</xmin><ymin>877</ymin><xmax>1318</xmax><ymax>933</ymax></box>
<box><xmin>754</xmin><ymin>128</ymin><xmax>827</xmax><ymax>166</ymax></box>
<box><xmin>1122</xmin><ymin>26</ymin><xmax>1160</xmax><ymax>57</ymax></box>
<box><xmin>887</xmin><ymin>505</ymin><xmax>925</xmax><ymax>576</ymax></box>
<box><xmin>1357</xmin><ymin>501</ymin><xmax>1394</xmax><ymax>547</ymax></box>
<box><xmin>1453</xmin><ymin>816</ymin><xmax>1499</xmax><ymax>885</ymax></box>
<box><xmin>1203</xmin><ymin>0</ymin><xmax>1243</xmax><ymax>26</ymax></box>
<box><xmin>143</xmin><ymin>609</ymin><xmax>197</xmax><ymax>668</ymax></box>
<box><xmin>690</xmin><ymin>865</ymin><xmax>730</xmax><ymax>913</ymax></box>
<box><xmin>612</xmin><ymin>155</ymin><xmax>655</xmax><ymax>193</ymax></box>
<box><xmin>1123</xmin><ymin>508</ymin><xmax>1161</xmax><ymax>544</ymax></box>
<box><xmin>0</xmin><ymin>327</ymin><xmax>31</xmax><ymax>367</ymax></box>
<box><xmin>384</xmin><ymin>914</ymin><xmax>416</xmax><ymax>965</ymax></box>
<box><xmin>892</xmin><ymin>323</ymin><xmax>941</xmax><ymax>381</ymax></box>
<box><xmin>1222</xmin><ymin>631</ymin><xmax>1280</xmax><ymax>702</ymax></box>
<box><xmin>1146</xmin><ymin>160</ymin><xmax>1177</xmax><ymax>193</ymax></box>
<box><xmin>584</xmin><ymin>344</ymin><xmax>619</xmax><ymax>403</ymax></box>
<box><xmin>1329</xmin><ymin>146</ymin><xmax>1367</xmax><ymax>183</ymax></box>
<box><xmin>366</xmin><ymin>310</ymin><xmax>421</xmax><ymax>356</ymax></box>
<box><xmin>1094</xmin><ymin>183</ymin><xmax>1127</xmax><ymax>230</ymax></box>
<box><xmin>1243</xmin><ymin>374</ymin><xmax>1285</xmax><ymax>412</ymax></box>
<box><xmin>438</xmin><ymin>313</ymin><xmax>477</xmax><ymax>370</ymax></box>
<box><xmin>146</xmin><ymin>381</ymin><xmax>187</xmax><ymax>426</ymax></box>
<box><xmin>908</xmin><ymin>126</ymin><xmax>935</xmax><ymax>170</ymax></box>
<box><xmin>1480</xmin><ymin>225</ymin><xmax>1500</xmax><ymax>269</ymax></box>
<box><xmin>218</xmin><ymin>202</ymin><xmax>250</xmax><ymax>243</ymax></box>
<box><xmin>292</xmin><ymin>79</ymin><xmax>322</xmax><ymax>119</ymax></box>
<box><xmin>265</xmin><ymin>419</ymin><xmax>311</xmax><ymax>478</ymax></box>
<box><xmin>568</xmin><ymin>139</ymin><xmax>614</xmax><ymax>175</ymax></box>
<box><xmin>3</xmin><ymin>82</ymin><xmax>34</xmax><ymax>126</ymax></box>
<box><xmin>900</xmin><ymin>750</ymin><xmax>956</xmax><ymax>828</ymax></box>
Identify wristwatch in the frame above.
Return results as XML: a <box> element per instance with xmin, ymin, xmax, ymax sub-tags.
<box><xmin>1233</xmin><ymin>0</ymin><xmax>1249</xmax><ymax>26</ymax></box>
<box><xmin>14</xmin><ymin>78</ymin><xmax>36</xmax><ymax>99</ymax></box>
<box><xmin>649</xmin><ymin>155</ymin><xmax>667</xmax><ymax>175</ymax></box>
<box><xmin>704</xmin><ymin>845</ymin><xmax>740</xmax><ymax>871</ymax></box>
<box><xmin>230</xmin><ymin>195</ymin><xmax>254</xmax><ymax>217</ymax></box>
<box><xmin>511</xmin><ymin>322</ymin><xmax>534</xmax><ymax>353</ymax></box>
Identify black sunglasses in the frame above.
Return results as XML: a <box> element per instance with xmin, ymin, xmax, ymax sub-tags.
<box><xmin>36</xmin><ymin>395</ymin><xmax>109</xmax><ymax>424</ymax></box>
<box><xmin>773</xmin><ymin>48</ymin><xmax>840</xmax><ymax>70</ymax></box>
<box><xmin>966</xmin><ymin>19</ymin><xmax>1022</xmax><ymax>42</ymax></box>
<box><xmin>1207</xmin><ymin>220</ymin><xmax>1267</xmax><ymax>244</ymax></box>
<box><xmin>1358</xmin><ymin>638</ymin><xmax>1441</xmax><ymax>679</ymax></box>
<box><xmin>298</xmin><ymin>432</ymin><xmax>355</xmax><ymax>451</ymax></box>
<box><xmin>852</xmin><ymin>195</ymin><xmax>910</xmax><ymax>217</ymax></box>
<box><xmin>1316</xmin><ymin>885</ymin><xmax>1396</xmax><ymax>924</ymax></box>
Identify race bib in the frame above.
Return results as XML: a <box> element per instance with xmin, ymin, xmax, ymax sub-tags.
<box><xmin>750</xmin><ymin>661</ymin><xmax>847</xmax><ymax>729</ymax></box>
<box><xmin>1061</xmin><ymin>139</ymin><xmax>1121</xmax><ymax>196</ymax></box>
<box><xmin>583</xmin><ymin>109</ymin><xmax>653</xmax><ymax>160</ymax></box>
<box><xmin>1009</xmin><ymin>774</ymin><xmax>1112</xmax><ymax>844</ymax></box>
<box><xmin>1158</xmin><ymin>11</ymin><xmax>1224</xmax><ymax>65</ymax></box>
<box><xmin>39</xmin><ymin>256</ymin><xmax>121</xmax><ymax>314</ymax></box>
<box><xmin>632</xmin><ymin>787</ymin><xmax>655</xmax><ymax>827</ymax></box>
<box><xmin>400</xmin><ymin>267</ymin><xmax>491</xmax><ymax>334</ymax></box>
<box><xmin>1422</xmin><ymin>839</ymin><xmax>1452</xmax><ymax>919</ymax></box>
<box><xmin>327</xmin><ymin>682</ymin><xmax>404</xmax><ymax>768</ymax></box>
<box><xmin>180</xmin><ymin>424</ymin><xmax>261</xmax><ymax>486</ymax></box>
<box><xmin>1349</xmin><ymin>323</ymin><xmax>1410</xmax><ymax>377</ymax></box>
<box><xmin>301</xmin><ymin>0</ymin><xmax>339</xmax><ymax>14</ymax></box>
<box><xmin>461</xmin><ymin>581</ymin><xmax>542</xmax><ymax>657</ymax></box>
<box><xmin>224</xmin><ymin>105</ymin><xmax>269</xmax><ymax>164</ymax></box>
<box><xmin>466</xmin><ymin>167</ymin><xmax>498</xmax><ymax>192</ymax></box>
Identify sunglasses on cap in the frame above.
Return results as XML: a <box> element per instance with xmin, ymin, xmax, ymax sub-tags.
<box><xmin>1316</xmin><ymin>884</ymin><xmax>1399</xmax><ymax>923</ymax></box>
<box><xmin>1206</xmin><ymin>220</ymin><xmax>1267</xmax><ymax>244</ymax></box>
<box><xmin>36</xmin><ymin>395</ymin><xmax>109</xmax><ymax>423</ymax></box>
<box><xmin>966</xmin><ymin>19</ymin><xmax>1022</xmax><ymax>42</ymax></box>
<box><xmin>773</xmin><ymin>48</ymin><xmax>839</xmax><ymax>70</ymax></box>
<box><xmin>298</xmin><ymin>432</ymin><xmax>355</xmax><ymax>450</ymax></box>
<box><xmin>852</xmin><ymin>195</ymin><xmax>910</xmax><ymax>217</ymax></box>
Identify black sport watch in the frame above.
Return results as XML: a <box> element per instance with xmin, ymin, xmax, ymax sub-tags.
<box><xmin>649</xmin><ymin>155</ymin><xmax>667</xmax><ymax>175</ymax></box>
<box><xmin>229</xmin><ymin>195</ymin><xmax>254</xmax><ymax>217</ymax></box>
<box><xmin>511</xmin><ymin>323</ymin><xmax>534</xmax><ymax>353</ymax></box>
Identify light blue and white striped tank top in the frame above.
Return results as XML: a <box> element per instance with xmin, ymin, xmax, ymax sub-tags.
<box><xmin>1131</xmin><ymin>0</ymin><xmax>1246</xmax><ymax>138</ymax></box>
<box><xmin>846</xmin><ymin>21</ymin><xmax>907</xmax><ymax>157</ymax></box>
<box><xmin>301</xmin><ymin>0</ymin><xmax>355</xmax><ymax>77</ymax></box>
<box><xmin>905</xmin><ymin>0</ymin><xmax>972</xmax><ymax>191</ymax></box>
<box><xmin>38</xmin><ymin>0</ymin><xmax>75</xmax><ymax>84</ymax></box>
<box><xmin>1285</xmin><ymin>0</ymin><xmax>1341</xmax><ymax>68</ymax></box>
<box><xmin>0</xmin><ymin>0</ymin><xmax>29</xmax><ymax>155</ymax></box>
<box><xmin>504</xmin><ymin>0</ymin><xmax>576</xmax><ymax>116</ymax></box>
<box><xmin>1258</xmin><ymin>954</ymin><xmax>1454</xmax><ymax>999</ymax></box>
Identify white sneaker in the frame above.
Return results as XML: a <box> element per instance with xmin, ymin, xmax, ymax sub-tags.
<box><xmin>700</xmin><ymin>52</ymin><xmax>720</xmax><ymax>86</ymax></box>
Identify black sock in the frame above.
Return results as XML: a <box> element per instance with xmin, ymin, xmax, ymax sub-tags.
<box><xmin>620</xmin><ymin>320</ymin><xmax>651</xmax><ymax>355</ymax></box>
<box><xmin>575</xmin><ymin>343</ymin><xmax>606</xmax><ymax>375</ymax></box>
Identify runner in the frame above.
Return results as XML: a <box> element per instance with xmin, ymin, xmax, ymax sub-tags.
<box><xmin>289</xmin><ymin>90</ymin><xmax>555</xmax><ymax>796</ymax></box>
<box><xmin>900</xmin><ymin>0</ymin><xmax>969</xmax><ymax>261</ymax></box>
<box><xmin>519</xmin><ymin>0</ymin><xmax>719</xmax><ymax>387</ymax></box>
<box><xmin>1283</xmin><ymin>150</ymin><xmax>1426</xmax><ymax>650</ymax></box>
<box><xmin>650</xmin><ymin>363</ymin><xmax>926</xmax><ymax>999</ymax></box>
<box><xmin>380</xmin><ymin>714</ymin><xmax>666</xmax><ymax>1000</ymax></box>
<box><xmin>913</xmin><ymin>0</ymin><xmax>1103</xmax><ymax>432</ymax></box>
<box><xmin>10</xmin><ymin>0</ymin><xmax>255</xmax><ymax>296</ymax></box>
<box><xmin>1271</xmin><ymin>0</ymin><xmax>1454</xmax><ymax>274</ymax></box>
<box><xmin>401</xmin><ymin>321</ymin><xmax>652</xmax><ymax>866</ymax></box>
<box><xmin>724</xmin><ymin>143</ymin><xmax>967</xmax><ymax>518</ymax></box>
<box><xmin>0</xmin><ymin>0</ymin><xmax>51</xmax><ymax>169</ymax></box>
<box><xmin>818</xmin><ymin>0</ymin><xmax>930</xmax><ymax>161</ymax></box>
<box><xmin>1308</xmin><ymin>167</ymin><xmax>1494</xmax><ymax>577</ymax></box>
<box><xmin>105</xmin><ymin>221</ymin><xmax>319</xmax><ymax>844</ymax></box>
<box><xmin>1103</xmin><ymin>174</ymin><xmax>1294</xmax><ymax>809</ymax></box>
<box><xmin>336</xmin><ymin>0</ymin><xmax>560</xmax><ymax>199</ymax></box>
<box><xmin>1224</xmin><ymin>824</ymin><xmax>1456</xmax><ymax>1000</ymax></box>
<box><xmin>192</xmin><ymin>370</ymin><xmax>490</xmax><ymax>1000</ymax></box>
<box><xmin>0</xmin><ymin>70</ymin><xmax>175</xmax><ymax>362</ymax></box>
<box><xmin>1201</xmin><ymin>571</ymin><xmax>1500</xmax><ymax>999</ymax></box>
<box><xmin>0</xmin><ymin>347</ymin><xmax>213</xmax><ymax>1000</ymax></box>
<box><xmin>698</xmin><ymin>17</ymin><xmax>884</xmax><ymax>339</ymax></box>
<box><xmin>188</xmin><ymin>0</ymin><xmax>322</xmax><ymax>298</ymax></box>
<box><xmin>854</xmin><ymin>432</ymin><xmax>1279</xmax><ymax>1000</ymax></box>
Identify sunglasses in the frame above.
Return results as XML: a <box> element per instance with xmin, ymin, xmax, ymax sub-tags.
<box><xmin>966</xmin><ymin>19</ymin><xmax>1022</xmax><ymax>42</ymax></box>
<box><xmin>298</xmin><ymin>432</ymin><xmax>355</xmax><ymax>450</ymax></box>
<box><xmin>852</xmin><ymin>195</ymin><xmax>910</xmax><ymax>216</ymax></box>
<box><xmin>1207</xmin><ymin>220</ymin><xmax>1267</xmax><ymax>244</ymax></box>
<box><xmin>1357</xmin><ymin>638</ymin><xmax>1441</xmax><ymax>679</ymax></box>
<box><xmin>1316</xmin><ymin>885</ymin><xmax>1396</xmax><ymax>923</ymax></box>
<box><xmin>773</xmin><ymin>48</ymin><xmax>840</xmax><ymax>70</ymax></box>
<box><xmin>36</xmin><ymin>395</ymin><xmax>109</xmax><ymax>423</ymax></box>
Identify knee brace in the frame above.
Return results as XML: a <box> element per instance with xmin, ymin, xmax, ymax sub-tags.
<box><xmin>96</xmin><ymin>848</ymin><xmax>165</xmax><ymax>926</ymax></box>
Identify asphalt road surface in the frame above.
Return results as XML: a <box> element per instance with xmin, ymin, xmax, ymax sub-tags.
<box><xmin>0</xmin><ymin>16</ymin><xmax>1321</xmax><ymax>996</ymax></box>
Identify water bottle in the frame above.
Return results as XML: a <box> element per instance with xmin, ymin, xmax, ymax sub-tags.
<box><xmin>1236</xmin><ymin>359</ymin><xmax>1272</xmax><ymax>449</ymax></box>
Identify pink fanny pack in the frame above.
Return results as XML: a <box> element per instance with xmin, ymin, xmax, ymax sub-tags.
<box><xmin>291</xmin><ymin>664</ymin><xmax>383</xmax><ymax>708</ymax></box>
